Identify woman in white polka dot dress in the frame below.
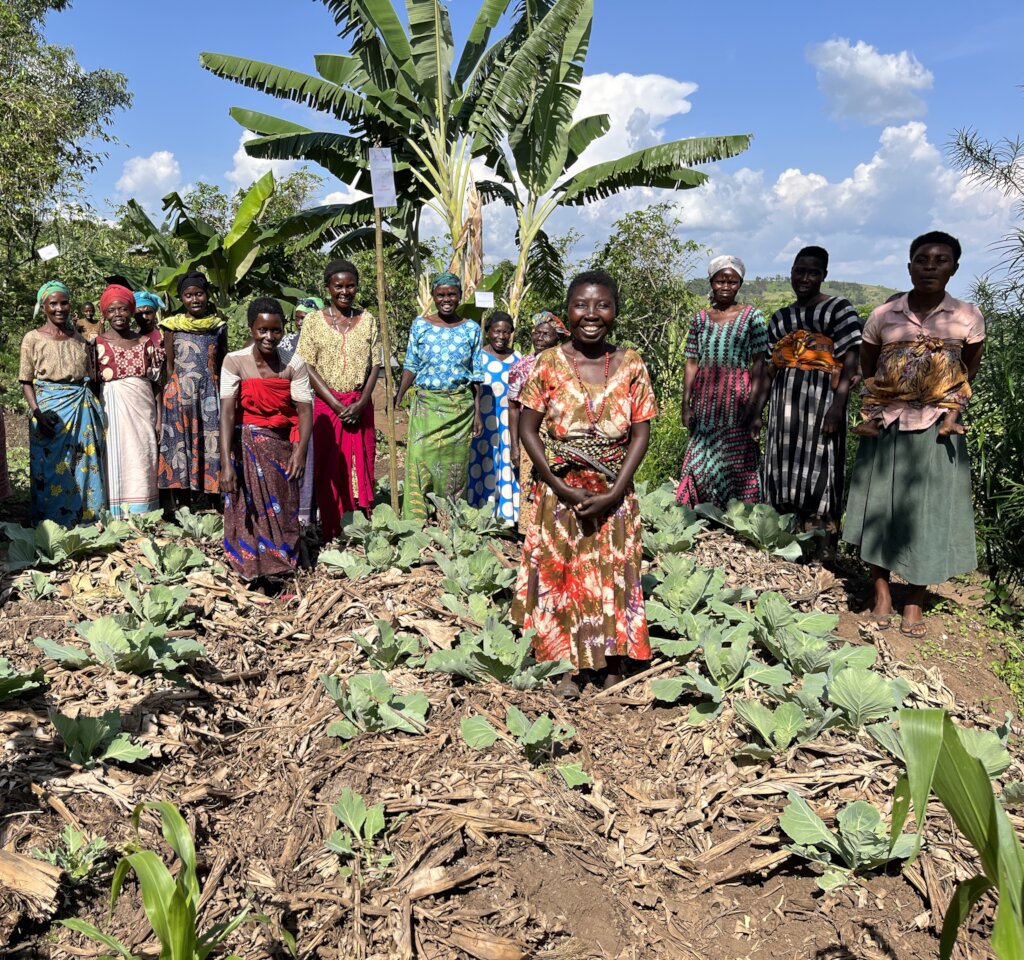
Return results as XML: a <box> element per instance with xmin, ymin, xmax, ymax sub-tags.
<box><xmin>469</xmin><ymin>312</ymin><xmax>521</xmax><ymax>523</ymax></box>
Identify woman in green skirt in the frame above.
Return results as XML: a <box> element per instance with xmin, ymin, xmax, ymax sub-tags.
<box><xmin>394</xmin><ymin>273</ymin><xmax>483</xmax><ymax>520</ymax></box>
<box><xmin>843</xmin><ymin>231</ymin><xmax>985</xmax><ymax>637</ymax></box>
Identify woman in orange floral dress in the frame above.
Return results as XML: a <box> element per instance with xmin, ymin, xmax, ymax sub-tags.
<box><xmin>511</xmin><ymin>270</ymin><xmax>657</xmax><ymax>697</ymax></box>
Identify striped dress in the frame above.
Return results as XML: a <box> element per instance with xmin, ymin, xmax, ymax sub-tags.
<box><xmin>676</xmin><ymin>305</ymin><xmax>768</xmax><ymax>508</ymax></box>
<box><xmin>762</xmin><ymin>298</ymin><xmax>862</xmax><ymax>527</ymax></box>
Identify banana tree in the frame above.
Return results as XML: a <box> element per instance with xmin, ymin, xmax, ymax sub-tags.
<box><xmin>199</xmin><ymin>0</ymin><xmax>582</xmax><ymax>291</ymax></box>
<box><xmin>122</xmin><ymin>171</ymin><xmax>308</xmax><ymax>343</ymax></box>
<box><xmin>471</xmin><ymin>0</ymin><xmax>751</xmax><ymax>316</ymax></box>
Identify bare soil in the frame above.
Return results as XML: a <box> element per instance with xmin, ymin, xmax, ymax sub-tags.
<box><xmin>0</xmin><ymin>457</ymin><xmax>1017</xmax><ymax>959</ymax></box>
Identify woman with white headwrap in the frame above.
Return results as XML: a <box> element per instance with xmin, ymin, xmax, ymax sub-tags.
<box><xmin>676</xmin><ymin>255</ymin><xmax>768</xmax><ymax>508</ymax></box>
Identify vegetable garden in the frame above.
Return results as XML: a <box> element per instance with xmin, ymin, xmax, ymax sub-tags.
<box><xmin>1</xmin><ymin>491</ymin><xmax>1021</xmax><ymax>959</ymax></box>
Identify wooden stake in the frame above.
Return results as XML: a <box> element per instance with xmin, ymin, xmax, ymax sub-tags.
<box><xmin>375</xmin><ymin>205</ymin><xmax>400</xmax><ymax>511</ymax></box>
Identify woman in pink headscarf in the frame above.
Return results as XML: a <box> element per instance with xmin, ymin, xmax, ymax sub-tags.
<box><xmin>94</xmin><ymin>284</ymin><xmax>163</xmax><ymax>517</ymax></box>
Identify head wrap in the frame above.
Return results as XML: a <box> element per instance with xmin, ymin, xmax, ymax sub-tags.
<box><xmin>37</xmin><ymin>280</ymin><xmax>70</xmax><ymax>304</ymax></box>
<box><xmin>431</xmin><ymin>271</ymin><xmax>462</xmax><ymax>291</ymax></box>
<box><xmin>298</xmin><ymin>296</ymin><xmax>324</xmax><ymax>310</ymax></box>
<box><xmin>708</xmin><ymin>255</ymin><xmax>745</xmax><ymax>280</ymax></box>
<box><xmin>99</xmin><ymin>284</ymin><xmax>136</xmax><ymax>315</ymax></box>
<box><xmin>177</xmin><ymin>271</ymin><xmax>209</xmax><ymax>297</ymax></box>
<box><xmin>134</xmin><ymin>290</ymin><xmax>163</xmax><ymax>312</ymax></box>
<box><xmin>531</xmin><ymin>310</ymin><xmax>569</xmax><ymax>339</ymax></box>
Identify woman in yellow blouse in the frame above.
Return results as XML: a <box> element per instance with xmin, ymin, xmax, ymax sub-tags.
<box><xmin>296</xmin><ymin>259</ymin><xmax>382</xmax><ymax>540</ymax></box>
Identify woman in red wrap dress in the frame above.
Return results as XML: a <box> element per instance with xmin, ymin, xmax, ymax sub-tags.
<box><xmin>219</xmin><ymin>298</ymin><xmax>313</xmax><ymax>587</ymax></box>
<box><xmin>296</xmin><ymin>259</ymin><xmax>381</xmax><ymax>540</ymax></box>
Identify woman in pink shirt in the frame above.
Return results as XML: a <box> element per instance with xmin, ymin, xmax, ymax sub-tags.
<box><xmin>843</xmin><ymin>232</ymin><xmax>985</xmax><ymax>638</ymax></box>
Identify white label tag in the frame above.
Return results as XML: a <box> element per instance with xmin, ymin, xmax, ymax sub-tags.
<box><xmin>368</xmin><ymin>147</ymin><xmax>397</xmax><ymax>208</ymax></box>
<box><xmin>37</xmin><ymin>244</ymin><xmax>60</xmax><ymax>261</ymax></box>
<box><xmin>474</xmin><ymin>290</ymin><xmax>495</xmax><ymax>308</ymax></box>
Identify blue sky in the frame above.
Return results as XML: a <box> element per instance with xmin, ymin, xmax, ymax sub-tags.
<box><xmin>46</xmin><ymin>0</ymin><xmax>1024</xmax><ymax>293</ymax></box>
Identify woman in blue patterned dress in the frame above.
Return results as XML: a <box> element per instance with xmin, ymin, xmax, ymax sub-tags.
<box><xmin>394</xmin><ymin>273</ymin><xmax>483</xmax><ymax>520</ymax></box>
<box><xmin>469</xmin><ymin>312</ymin><xmax>521</xmax><ymax>523</ymax></box>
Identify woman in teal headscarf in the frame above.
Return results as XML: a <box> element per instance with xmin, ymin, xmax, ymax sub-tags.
<box><xmin>19</xmin><ymin>281</ymin><xmax>107</xmax><ymax>525</ymax></box>
<box><xmin>394</xmin><ymin>272</ymin><xmax>483</xmax><ymax>520</ymax></box>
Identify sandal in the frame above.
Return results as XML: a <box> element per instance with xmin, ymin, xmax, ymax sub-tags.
<box><xmin>552</xmin><ymin>675</ymin><xmax>581</xmax><ymax>700</ymax></box>
<box><xmin>899</xmin><ymin>619</ymin><xmax>927</xmax><ymax>638</ymax></box>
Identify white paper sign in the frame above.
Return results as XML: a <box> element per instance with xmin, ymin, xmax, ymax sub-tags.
<box><xmin>474</xmin><ymin>290</ymin><xmax>495</xmax><ymax>308</ymax></box>
<box><xmin>37</xmin><ymin>244</ymin><xmax>60</xmax><ymax>261</ymax></box>
<box><xmin>368</xmin><ymin>147</ymin><xmax>397</xmax><ymax>208</ymax></box>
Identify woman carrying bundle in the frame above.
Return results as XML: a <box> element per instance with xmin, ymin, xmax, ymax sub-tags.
<box><xmin>158</xmin><ymin>271</ymin><xmax>228</xmax><ymax>504</ymax></box>
<box><xmin>94</xmin><ymin>284</ymin><xmax>163</xmax><ymax>518</ymax></box>
<box><xmin>395</xmin><ymin>272</ymin><xmax>483</xmax><ymax>521</ymax></box>
<box><xmin>297</xmin><ymin>261</ymin><xmax>381</xmax><ymax>539</ymax></box>
<box><xmin>512</xmin><ymin>270</ymin><xmax>657</xmax><ymax>697</ymax></box>
<box><xmin>219</xmin><ymin>298</ymin><xmax>313</xmax><ymax>588</ymax></box>
<box><xmin>508</xmin><ymin>310</ymin><xmax>570</xmax><ymax>533</ymax></box>
<box><xmin>19</xmin><ymin>281</ymin><xmax>106</xmax><ymax>525</ymax></box>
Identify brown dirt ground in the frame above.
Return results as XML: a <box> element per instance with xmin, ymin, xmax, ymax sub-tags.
<box><xmin>0</xmin><ymin>406</ymin><xmax>1017</xmax><ymax>960</ymax></box>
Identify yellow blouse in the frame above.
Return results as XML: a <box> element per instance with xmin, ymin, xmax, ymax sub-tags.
<box><xmin>296</xmin><ymin>308</ymin><xmax>381</xmax><ymax>393</ymax></box>
<box><xmin>19</xmin><ymin>328</ymin><xmax>94</xmax><ymax>383</ymax></box>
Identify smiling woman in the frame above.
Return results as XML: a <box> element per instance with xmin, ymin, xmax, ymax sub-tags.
<box><xmin>19</xmin><ymin>281</ymin><xmax>106</xmax><ymax>526</ymax></box>
<box><xmin>219</xmin><ymin>298</ymin><xmax>313</xmax><ymax>589</ymax></box>
<box><xmin>512</xmin><ymin>270</ymin><xmax>657</xmax><ymax>698</ymax></box>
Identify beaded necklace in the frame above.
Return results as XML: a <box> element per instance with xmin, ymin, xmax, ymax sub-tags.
<box><xmin>568</xmin><ymin>345</ymin><xmax>612</xmax><ymax>430</ymax></box>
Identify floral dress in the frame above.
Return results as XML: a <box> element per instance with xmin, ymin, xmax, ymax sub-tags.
<box><xmin>511</xmin><ymin>347</ymin><xmax>657</xmax><ymax>671</ymax></box>
<box><xmin>677</xmin><ymin>306</ymin><xmax>768</xmax><ymax>508</ymax></box>
<box><xmin>158</xmin><ymin>319</ymin><xmax>227</xmax><ymax>493</ymax></box>
<box><xmin>508</xmin><ymin>353</ymin><xmax>540</xmax><ymax>533</ymax></box>
<box><xmin>469</xmin><ymin>350</ymin><xmax>521</xmax><ymax>523</ymax></box>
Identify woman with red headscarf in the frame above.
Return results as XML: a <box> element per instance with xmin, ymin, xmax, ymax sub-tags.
<box><xmin>94</xmin><ymin>284</ymin><xmax>163</xmax><ymax>518</ymax></box>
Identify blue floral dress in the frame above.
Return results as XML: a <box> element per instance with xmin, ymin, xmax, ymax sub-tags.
<box><xmin>469</xmin><ymin>350</ymin><xmax>520</xmax><ymax>523</ymax></box>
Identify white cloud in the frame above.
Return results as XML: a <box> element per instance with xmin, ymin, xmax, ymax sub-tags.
<box><xmin>115</xmin><ymin>150</ymin><xmax>182</xmax><ymax>206</ymax></box>
<box><xmin>573</xmin><ymin>73</ymin><xmax>697</xmax><ymax>168</ymax></box>
<box><xmin>807</xmin><ymin>39</ymin><xmax>933</xmax><ymax>124</ymax></box>
<box><xmin>225</xmin><ymin>132</ymin><xmax>296</xmax><ymax>188</ymax></box>
<box><xmin>673</xmin><ymin>121</ymin><xmax>1014</xmax><ymax>290</ymax></box>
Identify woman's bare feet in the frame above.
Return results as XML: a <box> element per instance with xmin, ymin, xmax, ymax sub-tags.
<box><xmin>552</xmin><ymin>673</ymin><xmax>581</xmax><ymax>699</ymax></box>
<box><xmin>853</xmin><ymin>418</ymin><xmax>882</xmax><ymax>437</ymax></box>
<box><xmin>867</xmin><ymin>565</ymin><xmax>894</xmax><ymax>629</ymax></box>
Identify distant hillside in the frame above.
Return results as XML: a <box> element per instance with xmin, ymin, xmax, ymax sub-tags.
<box><xmin>687</xmin><ymin>276</ymin><xmax>900</xmax><ymax>315</ymax></box>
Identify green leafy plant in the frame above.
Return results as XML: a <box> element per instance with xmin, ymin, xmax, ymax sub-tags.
<box><xmin>427</xmin><ymin>495</ymin><xmax>510</xmax><ymax>540</ymax></box>
<box><xmin>650</xmin><ymin>623</ymin><xmax>792</xmax><ymax>724</ymax></box>
<box><xmin>325</xmin><ymin>788</ymin><xmax>403</xmax><ymax>878</ymax></box>
<box><xmin>34</xmin><ymin>616</ymin><xmax>205</xmax><ymax>677</ymax></box>
<box><xmin>119</xmin><ymin>582</ymin><xmax>195</xmax><ymax>629</ymax></box>
<box><xmin>0</xmin><ymin>657</ymin><xmax>46</xmax><ymax>701</ymax></box>
<box><xmin>752</xmin><ymin>592</ymin><xmax>876</xmax><ymax>677</ymax></box>
<box><xmin>733</xmin><ymin>697</ymin><xmax>839</xmax><ymax>759</ymax></box>
<box><xmin>124</xmin><ymin>509</ymin><xmax>165</xmax><ymax>535</ymax></box>
<box><xmin>460</xmin><ymin>706</ymin><xmax>576</xmax><ymax>765</ymax></box>
<box><xmin>825</xmin><ymin>667</ymin><xmax>909</xmax><ymax>729</ymax></box>
<box><xmin>51</xmin><ymin>709</ymin><xmax>149</xmax><ymax>768</ymax></box>
<box><xmin>891</xmin><ymin>709</ymin><xmax>1024</xmax><ymax>958</ymax></box>
<box><xmin>135</xmin><ymin>539</ymin><xmax>208</xmax><ymax>584</ymax></box>
<box><xmin>33</xmin><ymin>826</ymin><xmax>108</xmax><ymax>885</ymax></box>
<box><xmin>779</xmin><ymin>791</ymin><xmax>917</xmax><ymax>891</ymax></box>
<box><xmin>637</xmin><ymin>482</ymin><xmax>707</xmax><ymax>557</ymax></box>
<box><xmin>644</xmin><ymin>555</ymin><xmax>755</xmax><ymax>638</ymax></box>
<box><xmin>432</xmin><ymin>548</ymin><xmax>516</xmax><ymax>598</ymax></box>
<box><xmin>439</xmin><ymin>591</ymin><xmax>496</xmax><ymax>624</ymax></box>
<box><xmin>339</xmin><ymin>505</ymin><xmax>424</xmax><ymax>547</ymax></box>
<box><xmin>172</xmin><ymin>508</ymin><xmax>224</xmax><ymax>542</ymax></box>
<box><xmin>2</xmin><ymin>519</ymin><xmax>132</xmax><ymax>572</ymax></box>
<box><xmin>351</xmin><ymin>621</ymin><xmax>424</xmax><ymax>670</ymax></box>
<box><xmin>867</xmin><ymin>714</ymin><xmax>1014</xmax><ymax>780</ymax></box>
<box><xmin>16</xmin><ymin>571</ymin><xmax>56</xmax><ymax>600</ymax></box>
<box><xmin>62</xmin><ymin>801</ymin><xmax>256</xmax><ymax>959</ymax></box>
<box><xmin>321</xmin><ymin>672</ymin><xmax>429</xmax><ymax>740</ymax></box>
<box><xmin>694</xmin><ymin>500</ymin><xmax>821</xmax><ymax>561</ymax></box>
<box><xmin>425</xmin><ymin>618</ymin><xmax>569</xmax><ymax>690</ymax></box>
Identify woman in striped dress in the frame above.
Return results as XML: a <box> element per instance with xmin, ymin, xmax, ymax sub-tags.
<box><xmin>758</xmin><ymin>247</ymin><xmax>861</xmax><ymax>536</ymax></box>
<box><xmin>676</xmin><ymin>256</ymin><xmax>768</xmax><ymax>508</ymax></box>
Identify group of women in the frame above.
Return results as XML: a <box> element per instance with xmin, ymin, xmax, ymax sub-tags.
<box><xmin>16</xmin><ymin>228</ymin><xmax>984</xmax><ymax>689</ymax></box>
